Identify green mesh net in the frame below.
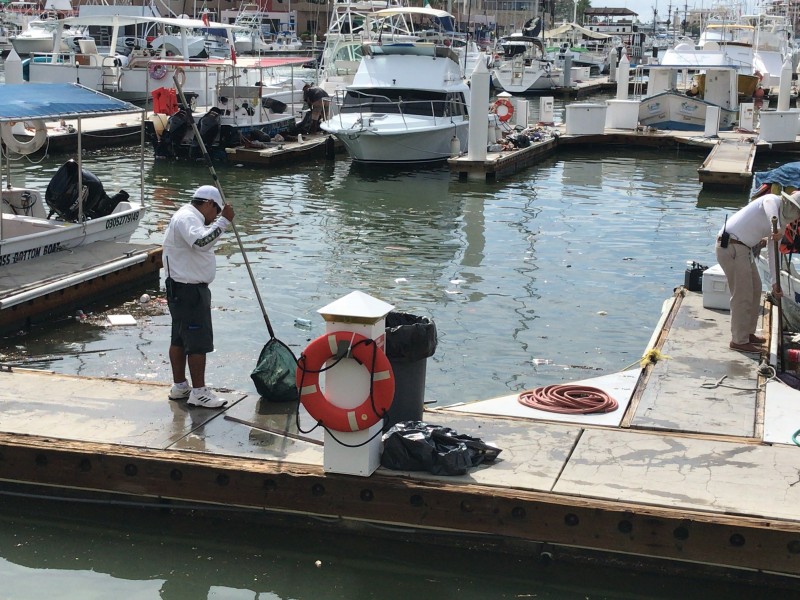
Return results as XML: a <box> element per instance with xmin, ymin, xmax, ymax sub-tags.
<box><xmin>250</xmin><ymin>338</ymin><xmax>299</xmax><ymax>403</ymax></box>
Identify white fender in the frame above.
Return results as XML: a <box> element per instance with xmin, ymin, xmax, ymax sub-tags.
<box><xmin>1</xmin><ymin>120</ymin><xmax>47</xmax><ymax>155</ymax></box>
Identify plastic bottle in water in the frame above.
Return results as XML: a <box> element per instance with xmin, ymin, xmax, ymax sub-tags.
<box><xmin>294</xmin><ymin>318</ymin><xmax>312</xmax><ymax>329</ymax></box>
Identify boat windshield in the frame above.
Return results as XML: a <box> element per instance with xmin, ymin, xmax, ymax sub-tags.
<box><xmin>340</xmin><ymin>89</ymin><xmax>467</xmax><ymax>117</ymax></box>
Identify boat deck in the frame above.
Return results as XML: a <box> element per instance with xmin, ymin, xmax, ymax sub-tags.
<box><xmin>0</xmin><ymin>287</ymin><xmax>799</xmax><ymax>585</ymax></box>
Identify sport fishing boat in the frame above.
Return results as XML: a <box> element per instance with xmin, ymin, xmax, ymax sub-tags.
<box><xmin>320</xmin><ymin>7</ymin><xmax>472</xmax><ymax>164</ymax></box>
<box><xmin>0</xmin><ymin>83</ymin><xmax>146</xmax><ymax>267</ymax></box>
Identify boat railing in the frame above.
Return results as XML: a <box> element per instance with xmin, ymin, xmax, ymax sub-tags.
<box><xmin>329</xmin><ymin>89</ymin><xmax>467</xmax><ymax>130</ymax></box>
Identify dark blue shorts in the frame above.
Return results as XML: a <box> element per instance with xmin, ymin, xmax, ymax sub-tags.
<box><xmin>166</xmin><ymin>278</ymin><xmax>214</xmax><ymax>354</ymax></box>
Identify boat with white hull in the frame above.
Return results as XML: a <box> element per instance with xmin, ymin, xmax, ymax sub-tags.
<box><xmin>0</xmin><ymin>83</ymin><xmax>145</xmax><ymax>266</ymax></box>
<box><xmin>637</xmin><ymin>44</ymin><xmax>740</xmax><ymax>131</ymax></box>
<box><xmin>321</xmin><ymin>33</ymin><xmax>471</xmax><ymax>164</ymax></box>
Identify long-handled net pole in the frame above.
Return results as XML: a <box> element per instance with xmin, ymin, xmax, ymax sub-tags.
<box><xmin>173</xmin><ymin>79</ymin><xmax>275</xmax><ymax>339</ymax></box>
<box><xmin>772</xmin><ymin>215</ymin><xmax>783</xmax><ymax>370</ymax></box>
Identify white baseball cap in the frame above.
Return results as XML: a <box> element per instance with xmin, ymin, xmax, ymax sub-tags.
<box><xmin>192</xmin><ymin>185</ymin><xmax>224</xmax><ymax>211</ymax></box>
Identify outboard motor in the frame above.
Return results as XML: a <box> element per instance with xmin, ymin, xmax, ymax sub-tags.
<box><xmin>155</xmin><ymin>107</ymin><xmax>191</xmax><ymax>158</ymax></box>
<box><xmin>45</xmin><ymin>160</ymin><xmax>127</xmax><ymax>221</ymax></box>
<box><xmin>190</xmin><ymin>107</ymin><xmax>221</xmax><ymax>157</ymax></box>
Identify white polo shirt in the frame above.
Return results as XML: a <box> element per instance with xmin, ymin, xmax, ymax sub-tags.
<box><xmin>162</xmin><ymin>203</ymin><xmax>230</xmax><ymax>284</ymax></box>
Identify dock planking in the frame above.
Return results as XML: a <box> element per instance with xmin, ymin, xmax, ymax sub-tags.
<box><xmin>1</xmin><ymin>286</ymin><xmax>800</xmax><ymax>584</ymax></box>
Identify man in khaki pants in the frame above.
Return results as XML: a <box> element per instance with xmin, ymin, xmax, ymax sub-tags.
<box><xmin>716</xmin><ymin>191</ymin><xmax>800</xmax><ymax>353</ymax></box>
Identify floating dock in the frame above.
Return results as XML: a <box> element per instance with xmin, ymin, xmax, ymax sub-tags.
<box><xmin>451</xmin><ymin>127</ymin><xmax>765</xmax><ymax>187</ymax></box>
<box><xmin>0</xmin><ymin>241</ymin><xmax>161</xmax><ymax>333</ymax></box>
<box><xmin>0</xmin><ymin>285</ymin><xmax>798</xmax><ymax>589</ymax></box>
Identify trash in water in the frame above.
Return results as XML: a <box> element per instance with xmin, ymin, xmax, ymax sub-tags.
<box><xmin>294</xmin><ymin>318</ymin><xmax>312</xmax><ymax>329</ymax></box>
<box><xmin>597</xmin><ymin>310</ymin><xmax>608</xmax><ymax>316</ymax></box>
<box><xmin>139</xmin><ymin>294</ymin><xmax>151</xmax><ymax>304</ymax></box>
<box><xmin>450</xmin><ymin>279</ymin><xmax>464</xmax><ymax>285</ymax></box>
<box><xmin>106</xmin><ymin>314</ymin><xmax>137</xmax><ymax>326</ymax></box>
<box><xmin>394</xmin><ymin>277</ymin><xmax>408</xmax><ymax>283</ymax></box>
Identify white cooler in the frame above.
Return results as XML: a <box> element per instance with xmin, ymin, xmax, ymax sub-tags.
<box><xmin>702</xmin><ymin>264</ymin><xmax>730</xmax><ymax>310</ymax></box>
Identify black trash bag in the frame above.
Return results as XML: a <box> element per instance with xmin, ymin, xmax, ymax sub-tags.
<box><xmin>381</xmin><ymin>421</ymin><xmax>502</xmax><ymax>475</ymax></box>
<box><xmin>385</xmin><ymin>312</ymin><xmax>437</xmax><ymax>362</ymax></box>
<box><xmin>250</xmin><ymin>338</ymin><xmax>299</xmax><ymax>403</ymax></box>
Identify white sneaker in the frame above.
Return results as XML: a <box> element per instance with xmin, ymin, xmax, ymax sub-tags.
<box><xmin>187</xmin><ymin>387</ymin><xmax>228</xmax><ymax>409</ymax></box>
<box><xmin>169</xmin><ymin>381</ymin><xmax>191</xmax><ymax>400</ymax></box>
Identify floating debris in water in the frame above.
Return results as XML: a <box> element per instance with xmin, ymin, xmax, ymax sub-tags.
<box><xmin>531</xmin><ymin>358</ymin><xmax>553</xmax><ymax>366</ymax></box>
<box><xmin>450</xmin><ymin>279</ymin><xmax>464</xmax><ymax>285</ymax></box>
<box><xmin>394</xmin><ymin>277</ymin><xmax>408</xmax><ymax>283</ymax></box>
<box><xmin>294</xmin><ymin>318</ymin><xmax>313</xmax><ymax>329</ymax></box>
<box><xmin>597</xmin><ymin>311</ymin><xmax>608</xmax><ymax>316</ymax></box>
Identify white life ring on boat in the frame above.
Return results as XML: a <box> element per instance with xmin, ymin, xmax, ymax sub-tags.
<box><xmin>173</xmin><ymin>66</ymin><xmax>186</xmax><ymax>87</ymax></box>
<box><xmin>148</xmin><ymin>62</ymin><xmax>167</xmax><ymax>80</ymax></box>
<box><xmin>492</xmin><ymin>98</ymin><xmax>514</xmax><ymax>123</ymax></box>
<box><xmin>1</xmin><ymin>120</ymin><xmax>47</xmax><ymax>155</ymax></box>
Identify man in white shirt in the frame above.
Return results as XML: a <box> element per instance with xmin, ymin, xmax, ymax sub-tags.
<box><xmin>716</xmin><ymin>191</ymin><xmax>800</xmax><ymax>353</ymax></box>
<box><xmin>163</xmin><ymin>185</ymin><xmax>235</xmax><ymax>408</ymax></box>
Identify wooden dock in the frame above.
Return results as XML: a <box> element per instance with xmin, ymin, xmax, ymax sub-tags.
<box><xmin>224</xmin><ymin>133</ymin><xmax>339</xmax><ymax>166</ymax></box>
<box><xmin>450</xmin><ymin>127</ymin><xmax>765</xmax><ymax>188</ymax></box>
<box><xmin>697</xmin><ymin>138</ymin><xmax>758</xmax><ymax>189</ymax></box>
<box><xmin>0</xmin><ymin>241</ymin><xmax>161</xmax><ymax>333</ymax></box>
<box><xmin>0</xmin><ymin>286</ymin><xmax>799</xmax><ymax>588</ymax></box>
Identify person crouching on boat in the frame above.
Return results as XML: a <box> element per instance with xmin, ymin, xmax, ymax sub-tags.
<box><xmin>302</xmin><ymin>84</ymin><xmax>330</xmax><ymax>133</ymax></box>
<box><xmin>716</xmin><ymin>191</ymin><xmax>800</xmax><ymax>353</ymax></box>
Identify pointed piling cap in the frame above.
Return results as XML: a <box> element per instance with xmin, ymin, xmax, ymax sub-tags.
<box><xmin>318</xmin><ymin>291</ymin><xmax>395</xmax><ymax>323</ymax></box>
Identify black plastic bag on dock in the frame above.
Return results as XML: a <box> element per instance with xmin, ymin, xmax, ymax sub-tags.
<box><xmin>381</xmin><ymin>421</ymin><xmax>501</xmax><ymax>476</ymax></box>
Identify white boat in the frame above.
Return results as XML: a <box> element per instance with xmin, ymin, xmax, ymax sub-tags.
<box><xmin>23</xmin><ymin>14</ymin><xmax>258</xmax><ymax>106</ymax></box>
<box><xmin>321</xmin><ymin>11</ymin><xmax>472</xmax><ymax>164</ymax></box>
<box><xmin>147</xmin><ymin>75</ymin><xmax>305</xmax><ymax>160</ymax></box>
<box><xmin>0</xmin><ymin>83</ymin><xmax>145</xmax><ymax>267</ymax></box>
<box><xmin>231</xmin><ymin>5</ymin><xmax>304</xmax><ymax>55</ymax></box>
<box><xmin>543</xmin><ymin>21</ymin><xmax>616</xmax><ymax>74</ymax></box>
<box><xmin>637</xmin><ymin>43</ymin><xmax>740</xmax><ymax>131</ymax></box>
<box><xmin>490</xmin><ymin>33</ymin><xmax>561</xmax><ymax>93</ymax></box>
<box><xmin>10</xmin><ymin>13</ymin><xmax>92</xmax><ymax>55</ymax></box>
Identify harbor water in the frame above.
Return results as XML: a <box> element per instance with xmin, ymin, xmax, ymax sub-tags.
<box><xmin>0</xmin><ymin>77</ymin><xmax>787</xmax><ymax>596</ymax></box>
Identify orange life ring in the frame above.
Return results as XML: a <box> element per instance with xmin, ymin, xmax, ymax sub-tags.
<box><xmin>492</xmin><ymin>98</ymin><xmax>514</xmax><ymax>122</ymax></box>
<box><xmin>296</xmin><ymin>331</ymin><xmax>395</xmax><ymax>432</ymax></box>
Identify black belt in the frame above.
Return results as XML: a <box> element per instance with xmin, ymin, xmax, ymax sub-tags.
<box><xmin>717</xmin><ymin>237</ymin><xmax>750</xmax><ymax>248</ymax></box>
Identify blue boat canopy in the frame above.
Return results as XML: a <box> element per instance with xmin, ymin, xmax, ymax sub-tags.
<box><xmin>0</xmin><ymin>83</ymin><xmax>142</xmax><ymax>123</ymax></box>
<box><xmin>754</xmin><ymin>162</ymin><xmax>800</xmax><ymax>192</ymax></box>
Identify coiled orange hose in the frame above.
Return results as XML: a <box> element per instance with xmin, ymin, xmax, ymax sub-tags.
<box><xmin>518</xmin><ymin>384</ymin><xmax>618</xmax><ymax>414</ymax></box>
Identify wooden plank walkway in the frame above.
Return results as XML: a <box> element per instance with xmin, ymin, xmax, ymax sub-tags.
<box><xmin>697</xmin><ymin>138</ymin><xmax>757</xmax><ymax>190</ymax></box>
<box><xmin>0</xmin><ymin>288</ymin><xmax>800</xmax><ymax>587</ymax></box>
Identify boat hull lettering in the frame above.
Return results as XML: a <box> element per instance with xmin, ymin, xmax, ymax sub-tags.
<box><xmin>105</xmin><ymin>212</ymin><xmax>140</xmax><ymax>229</ymax></box>
<box><xmin>0</xmin><ymin>242</ymin><xmax>62</xmax><ymax>266</ymax></box>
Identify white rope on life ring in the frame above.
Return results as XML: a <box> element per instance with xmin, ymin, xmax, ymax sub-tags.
<box><xmin>492</xmin><ymin>98</ymin><xmax>514</xmax><ymax>123</ymax></box>
<box><xmin>148</xmin><ymin>62</ymin><xmax>167</xmax><ymax>80</ymax></box>
<box><xmin>1</xmin><ymin>120</ymin><xmax>48</xmax><ymax>155</ymax></box>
